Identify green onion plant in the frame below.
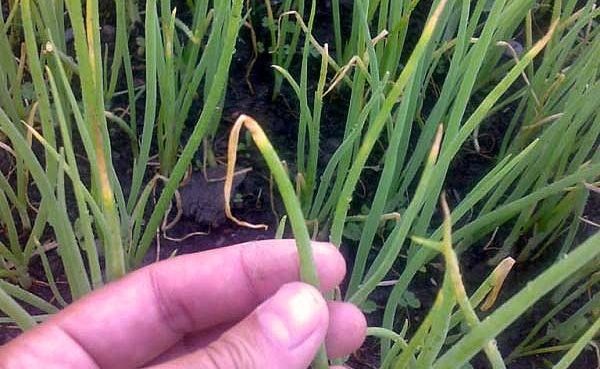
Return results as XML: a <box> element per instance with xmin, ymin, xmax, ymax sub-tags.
<box><xmin>0</xmin><ymin>1</ymin><xmax>598</xmax><ymax>368</ymax></box>
<box><xmin>0</xmin><ymin>0</ymin><xmax>244</xmax><ymax>321</ymax></box>
<box><xmin>254</xmin><ymin>0</ymin><xmax>600</xmax><ymax>366</ymax></box>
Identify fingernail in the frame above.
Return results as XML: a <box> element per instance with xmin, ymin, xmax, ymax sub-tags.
<box><xmin>257</xmin><ymin>283</ymin><xmax>326</xmax><ymax>350</ymax></box>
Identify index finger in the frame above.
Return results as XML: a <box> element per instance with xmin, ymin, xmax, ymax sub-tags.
<box><xmin>1</xmin><ymin>240</ymin><xmax>346</xmax><ymax>369</ymax></box>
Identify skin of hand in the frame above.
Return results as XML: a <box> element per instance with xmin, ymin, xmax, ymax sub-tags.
<box><xmin>0</xmin><ymin>240</ymin><xmax>366</xmax><ymax>369</ymax></box>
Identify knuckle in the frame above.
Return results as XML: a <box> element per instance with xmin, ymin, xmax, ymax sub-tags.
<box><xmin>147</xmin><ymin>268</ymin><xmax>190</xmax><ymax>335</ymax></box>
<box><xmin>202</xmin><ymin>333</ymin><xmax>260</xmax><ymax>369</ymax></box>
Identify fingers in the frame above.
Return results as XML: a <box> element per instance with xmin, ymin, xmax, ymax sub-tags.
<box><xmin>0</xmin><ymin>240</ymin><xmax>345</xmax><ymax>369</ymax></box>
<box><xmin>325</xmin><ymin>302</ymin><xmax>367</xmax><ymax>359</ymax></box>
<box><xmin>145</xmin><ymin>283</ymin><xmax>329</xmax><ymax>369</ymax></box>
<box><xmin>149</xmin><ymin>301</ymin><xmax>366</xmax><ymax>365</ymax></box>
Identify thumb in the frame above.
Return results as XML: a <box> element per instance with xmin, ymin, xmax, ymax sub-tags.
<box><xmin>151</xmin><ymin>282</ymin><xmax>330</xmax><ymax>369</ymax></box>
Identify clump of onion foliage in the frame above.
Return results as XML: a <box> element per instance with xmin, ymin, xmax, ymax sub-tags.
<box><xmin>0</xmin><ymin>1</ymin><xmax>598</xmax><ymax>368</ymax></box>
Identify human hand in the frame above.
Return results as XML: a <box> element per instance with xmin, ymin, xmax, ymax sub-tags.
<box><xmin>0</xmin><ymin>240</ymin><xmax>366</xmax><ymax>369</ymax></box>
